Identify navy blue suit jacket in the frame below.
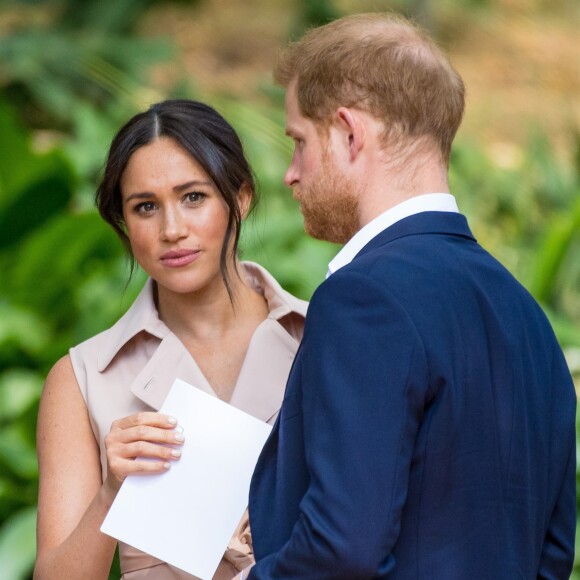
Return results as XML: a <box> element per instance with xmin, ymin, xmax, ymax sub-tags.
<box><xmin>248</xmin><ymin>212</ymin><xmax>576</xmax><ymax>579</ymax></box>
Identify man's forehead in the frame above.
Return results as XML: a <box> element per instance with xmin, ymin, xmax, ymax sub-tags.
<box><xmin>284</xmin><ymin>82</ymin><xmax>299</xmax><ymax>113</ymax></box>
<box><xmin>284</xmin><ymin>83</ymin><xmax>302</xmax><ymax>135</ymax></box>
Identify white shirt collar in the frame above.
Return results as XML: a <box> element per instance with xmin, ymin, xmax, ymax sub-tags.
<box><xmin>327</xmin><ymin>193</ymin><xmax>459</xmax><ymax>277</ymax></box>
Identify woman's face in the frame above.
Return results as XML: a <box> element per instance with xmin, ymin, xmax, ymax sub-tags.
<box><xmin>120</xmin><ymin>137</ymin><xmax>244</xmax><ymax>298</ymax></box>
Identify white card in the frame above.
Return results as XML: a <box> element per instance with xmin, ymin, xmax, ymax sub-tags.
<box><xmin>101</xmin><ymin>378</ymin><xmax>272</xmax><ymax>579</ymax></box>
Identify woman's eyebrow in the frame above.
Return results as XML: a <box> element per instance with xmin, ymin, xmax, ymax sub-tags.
<box><xmin>124</xmin><ymin>192</ymin><xmax>153</xmax><ymax>203</ymax></box>
<box><xmin>173</xmin><ymin>180</ymin><xmax>213</xmax><ymax>192</ymax></box>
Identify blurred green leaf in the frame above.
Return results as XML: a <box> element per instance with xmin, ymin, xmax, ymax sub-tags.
<box><xmin>0</xmin><ymin>0</ymin><xmax>172</xmax><ymax>127</ymax></box>
<box><xmin>0</xmin><ymin>101</ymin><xmax>74</xmax><ymax>215</ymax></box>
<box><xmin>0</xmin><ymin>101</ymin><xmax>33</xmax><ymax>198</ymax></box>
<box><xmin>0</xmin><ymin>477</ymin><xmax>38</xmax><ymax>510</ymax></box>
<box><xmin>0</xmin><ymin>304</ymin><xmax>50</xmax><ymax>356</ymax></box>
<box><xmin>0</xmin><ymin>170</ymin><xmax>74</xmax><ymax>251</ymax></box>
<box><xmin>59</xmin><ymin>0</ymin><xmax>158</xmax><ymax>34</ymax></box>
<box><xmin>0</xmin><ymin>506</ymin><xmax>37</xmax><ymax>580</ymax></box>
<box><xmin>61</xmin><ymin>102</ymin><xmax>120</xmax><ymax>198</ymax></box>
<box><xmin>0</xmin><ymin>370</ymin><xmax>43</xmax><ymax>422</ymax></box>
<box><xmin>3</xmin><ymin>212</ymin><xmax>122</xmax><ymax>316</ymax></box>
<box><xmin>528</xmin><ymin>194</ymin><xmax>580</xmax><ymax>304</ymax></box>
<box><xmin>0</xmin><ymin>424</ymin><xmax>38</xmax><ymax>479</ymax></box>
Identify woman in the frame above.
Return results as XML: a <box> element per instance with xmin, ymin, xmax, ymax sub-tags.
<box><xmin>35</xmin><ymin>100</ymin><xmax>307</xmax><ymax>579</ymax></box>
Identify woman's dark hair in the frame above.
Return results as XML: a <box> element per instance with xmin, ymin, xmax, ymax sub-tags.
<box><xmin>96</xmin><ymin>99</ymin><xmax>257</xmax><ymax>300</ymax></box>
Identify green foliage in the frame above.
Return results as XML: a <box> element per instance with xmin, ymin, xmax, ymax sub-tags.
<box><xmin>0</xmin><ymin>0</ymin><xmax>172</xmax><ymax>128</ymax></box>
<box><xmin>0</xmin><ymin>3</ymin><xmax>578</xmax><ymax>579</ymax></box>
<box><xmin>0</xmin><ymin>95</ymin><xmax>131</xmax><ymax>578</ymax></box>
<box><xmin>449</xmin><ymin>134</ymin><xmax>580</xmax><ymax>347</ymax></box>
<box><xmin>299</xmin><ymin>0</ymin><xmax>341</xmax><ymax>28</ymax></box>
<box><xmin>0</xmin><ymin>507</ymin><xmax>37</xmax><ymax>580</ymax></box>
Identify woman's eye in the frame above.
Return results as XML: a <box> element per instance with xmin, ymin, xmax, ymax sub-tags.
<box><xmin>185</xmin><ymin>191</ymin><xmax>205</xmax><ymax>204</ymax></box>
<box><xmin>135</xmin><ymin>202</ymin><xmax>156</xmax><ymax>214</ymax></box>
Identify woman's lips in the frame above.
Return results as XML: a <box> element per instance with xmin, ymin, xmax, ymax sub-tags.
<box><xmin>160</xmin><ymin>249</ymin><xmax>200</xmax><ymax>268</ymax></box>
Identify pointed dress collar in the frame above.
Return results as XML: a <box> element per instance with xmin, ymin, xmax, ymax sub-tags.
<box><xmin>96</xmin><ymin>262</ymin><xmax>307</xmax><ymax>423</ymax></box>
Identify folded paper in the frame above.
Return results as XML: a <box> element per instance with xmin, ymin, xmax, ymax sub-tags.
<box><xmin>101</xmin><ymin>378</ymin><xmax>272</xmax><ymax>579</ymax></box>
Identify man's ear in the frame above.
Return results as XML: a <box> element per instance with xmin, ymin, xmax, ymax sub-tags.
<box><xmin>237</xmin><ymin>183</ymin><xmax>253</xmax><ymax>219</ymax></box>
<box><xmin>335</xmin><ymin>107</ymin><xmax>366</xmax><ymax>161</ymax></box>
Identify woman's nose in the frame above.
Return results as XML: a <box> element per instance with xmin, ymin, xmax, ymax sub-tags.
<box><xmin>160</xmin><ymin>207</ymin><xmax>188</xmax><ymax>241</ymax></box>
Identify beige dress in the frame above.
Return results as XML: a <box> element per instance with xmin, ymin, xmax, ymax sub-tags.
<box><xmin>69</xmin><ymin>262</ymin><xmax>308</xmax><ymax>579</ymax></box>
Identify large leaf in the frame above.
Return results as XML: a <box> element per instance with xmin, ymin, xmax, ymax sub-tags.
<box><xmin>527</xmin><ymin>193</ymin><xmax>580</xmax><ymax>304</ymax></box>
<box><xmin>59</xmin><ymin>0</ymin><xmax>158</xmax><ymax>34</ymax></box>
<box><xmin>0</xmin><ymin>506</ymin><xmax>37</xmax><ymax>580</ymax></box>
<box><xmin>544</xmin><ymin>308</ymin><xmax>580</xmax><ymax>350</ymax></box>
<box><xmin>0</xmin><ymin>170</ymin><xmax>74</xmax><ymax>251</ymax></box>
<box><xmin>0</xmin><ymin>304</ymin><xmax>50</xmax><ymax>358</ymax></box>
<box><xmin>0</xmin><ymin>25</ymin><xmax>172</xmax><ymax>123</ymax></box>
<box><xmin>0</xmin><ymin>424</ymin><xmax>38</xmax><ymax>480</ymax></box>
<box><xmin>0</xmin><ymin>369</ymin><xmax>43</xmax><ymax>422</ymax></box>
<box><xmin>0</xmin><ymin>99</ymin><xmax>74</xmax><ymax>215</ymax></box>
<box><xmin>3</xmin><ymin>211</ymin><xmax>122</xmax><ymax>320</ymax></box>
<box><xmin>0</xmin><ymin>100</ymin><xmax>32</xmax><ymax>198</ymax></box>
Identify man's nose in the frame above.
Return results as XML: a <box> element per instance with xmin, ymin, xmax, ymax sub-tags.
<box><xmin>284</xmin><ymin>156</ymin><xmax>299</xmax><ymax>187</ymax></box>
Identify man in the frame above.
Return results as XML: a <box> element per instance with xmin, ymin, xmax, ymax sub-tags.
<box><xmin>247</xmin><ymin>13</ymin><xmax>576</xmax><ymax>579</ymax></box>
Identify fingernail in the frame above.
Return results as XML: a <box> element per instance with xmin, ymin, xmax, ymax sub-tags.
<box><xmin>164</xmin><ymin>462</ymin><xmax>171</xmax><ymax>470</ymax></box>
<box><xmin>174</xmin><ymin>433</ymin><xmax>185</xmax><ymax>442</ymax></box>
<box><xmin>174</xmin><ymin>425</ymin><xmax>184</xmax><ymax>434</ymax></box>
<box><xmin>171</xmin><ymin>449</ymin><xmax>182</xmax><ymax>458</ymax></box>
<box><xmin>167</xmin><ymin>416</ymin><xmax>177</xmax><ymax>425</ymax></box>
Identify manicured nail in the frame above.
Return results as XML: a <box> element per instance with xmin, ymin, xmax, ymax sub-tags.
<box><xmin>171</xmin><ymin>449</ymin><xmax>182</xmax><ymax>458</ymax></box>
<box><xmin>167</xmin><ymin>416</ymin><xmax>177</xmax><ymax>425</ymax></box>
<box><xmin>164</xmin><ymin>462</ymin><xmax>171</xmax><ymax>470</ymax></box>
<box><xmin>174</xmin><ymin>433</ymin><xmax>185</xmax><ymax>442</ymax></box>
<box><xmin>174</xmin><ymin>425</ymin><xmax>184</xmax><ymax>434</ymax></box>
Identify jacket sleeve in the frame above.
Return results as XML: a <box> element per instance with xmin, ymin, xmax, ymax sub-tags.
<box><xmin>248</xmin><ymin>270</ymin><xmax>430</xmax><ymax>579</ymax></box>
<box><xmin>537</xmin><ymin>432</ymin><xmax>577</xmax><ymax>579</ymax></box>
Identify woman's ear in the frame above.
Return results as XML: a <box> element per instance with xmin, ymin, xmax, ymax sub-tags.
<box><xmin>237</xmin><ymin>183</ymin><xmax>253</xmax><ymax>219</ymax></box>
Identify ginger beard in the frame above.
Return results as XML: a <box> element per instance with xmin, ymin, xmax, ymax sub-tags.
<box><xmin>293</xmin><ymin>146</ymin><xmax>360</xmax><ymax>245</ymax></box>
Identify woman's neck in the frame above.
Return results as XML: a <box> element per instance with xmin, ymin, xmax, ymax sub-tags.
<box><xmin>155</xmin><ymin>263</ymin><xmax>268</xmax><ymax>343</ymax></box>
<box><xmin>154</xmin><ymin>261</ymin><xmax>270</xmax><ymax>401</ymax></box>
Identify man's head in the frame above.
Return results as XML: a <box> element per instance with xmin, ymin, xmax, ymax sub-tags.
<box><xmin>275</xmin><ymin>13</ymin><xmax>465</xmax><ymax>166</ymax></box>
<box><xmin>283</xmin><ymin>78</ymin><xmax>362</xmax><ymax>244</ymax></box>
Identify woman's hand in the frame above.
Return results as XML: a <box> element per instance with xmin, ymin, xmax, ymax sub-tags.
<box><xmin>103</xmin><ymin>412</ymin><xmax>184</xmax><ymax>496</ymax></box>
